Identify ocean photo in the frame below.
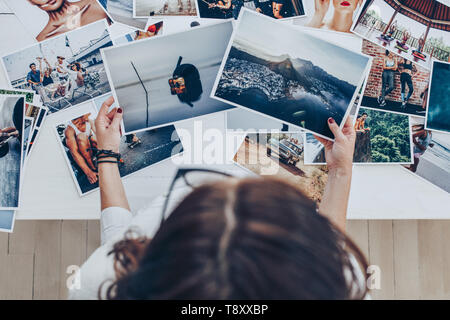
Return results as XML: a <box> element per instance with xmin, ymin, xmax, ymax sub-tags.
<box><xmin>426</xmin><ymin>61</ymin><xmax>450</xmax><ymax>133</ymax></box>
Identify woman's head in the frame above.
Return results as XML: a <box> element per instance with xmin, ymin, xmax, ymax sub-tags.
<box><xmin>105</xmin><ymin>178</ymin><xmax>368</xmax><ymax>300</ymax></box>
<box><xmin>332</xmin><ymin>0</ymin><xmax>361</xmax><ymax>13</ymax></box>
<box><xmin>29</xmin><ymin>0</ymin><xmax>65</xmax><ymax>12</ymax></box>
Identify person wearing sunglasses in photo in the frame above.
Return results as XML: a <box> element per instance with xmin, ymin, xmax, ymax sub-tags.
<box><xmin>68</xmin><ymin>96</ymin><xmax>369</xmax><ymax>300</ymax></box>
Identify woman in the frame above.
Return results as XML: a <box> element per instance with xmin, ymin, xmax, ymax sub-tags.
<box><xmin>307</xmin><ymin>0</ymin><xmax>363</xmax><ymax>33</ymax></box>
<box><xmin>69</xmin><ymin>97</ymin><xmax>368</xmax><ymax>300</ymax></box>
<box><xmin>39</xmin><ymin>57</ymin><xmax>66</xmax><ymax>98</ymax></box>
<box><xmin>408</xmin><ymin>126</ymin><xmax>432</xmax><ymax>173</ymax></box>
<box><xmin>378</xmin><ymin>50</ymin><xmax>397</xmax><ymax>107</ymax></box>
<box><xmin>399</xmin><ymin>58</ymin><xmax>416</xmax><ymax>108</ymax></box>
<box><xmin>29</xmin><ymin>0</ymin><xmax>111</xmax><ymax>42</ymax></box>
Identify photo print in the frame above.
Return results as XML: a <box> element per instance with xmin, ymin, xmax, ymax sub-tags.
<box><xmin>233</xmin><ymin>132</ymin><xmax>328</xmax><ymax>202</ymax></box>
<box><xmin>102</xmin><ymin>21</ymin><xmax>235</xmax><ymax>134</ymax></box>
<box><xmin>0</xmin><ymin>210</ymin><xmax>15</xmax><ymax>233</ymax></box>
<box><xmin>212</xmin><ymin>9</ymin><xmax>371</xmax><ymax>140</ymax></box>
<box><xmin>361</xmin><ymin>39</ymin><xmax>431</xmax><ymax>117</ymax></box>
<box><xmin>4</xmin><ymin>0</ymin><xmax>112</xmax><ymax>42</ymax></box>
<box><xmin>22</xmin><ymin>117</ymin><xmax>34</xmax><ymax>167</ymax></box>
<box><xmin>403</xmin><ymin>116</ymin><xmax>450</xmax><ymax>193</ymax></box>
<box><xmin>351</xmin><ymin>0</ymin><xmax>450</xmax><ymax>69</ymax></box>
<box><xmin>113</xmin><ymin>21</ymin><xmax>164</xmax><ymax>45</ymax></box>
<box><xmin>0</xmin><ymin>89</ymin><xmax>35</xmax><ymax>104</ymax></box>
<box><xmin>293</xmin><ymin>0</ymin><xmax>364</xmax><ymax>33</ymax></box>
<box><xmin>55</xmin><ymin>103</ymin><xmax>184</xmax><ymax>195</ymax></box>
<box><xmin>134</xmin><ymin>0</ymin><xmax>198</xmax><ymax>17</ymax></box>
<box><xmin>197</xmin><ymin>0</ymin><xmax>305</xmax><ymax>20</ymax></box>
<box><xmin>23</xmin><ymin>103</ymin><xmax>48</xmax><ymax>159</ymax></box>
<box><xmin>425</xmin><ymin>61</ymin><xmax>450</xmax><ymax>134</ymax></box>
<box><xmin>304</xmin><ymin>107</ymin><xmax>413</xmax><ymax>164</ymax></box>
<box><xmin>100</xmin><ymin>0</ymin><xmax>148</xmax><ymax>29</ymax></box>
<box><xmin>0</xmin><ymin>94</ymin><xmax>26</xmax><ymax>209</ymax></box>
<box><xmin>2</xmin><ymin>20</ymin><xmax>113</xmax><ymax>114</ymax></box>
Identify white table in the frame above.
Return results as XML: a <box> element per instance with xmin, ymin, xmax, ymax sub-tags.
<box><xmin>0</xmin><ymin>6</ymin><xmax>448</xmax><ymax>220</ymax></box>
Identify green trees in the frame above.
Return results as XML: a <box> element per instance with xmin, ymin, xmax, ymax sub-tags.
<box><xmin>360</xmin><ymin>108</ymin><xmax>411</xmax><ymax>163</ymax></box>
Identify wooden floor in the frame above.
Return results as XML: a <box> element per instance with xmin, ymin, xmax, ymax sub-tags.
<box><xmin>1</xmin><ymin>220</ymin><xmax>450</xmax><ymax>299</ymax></box>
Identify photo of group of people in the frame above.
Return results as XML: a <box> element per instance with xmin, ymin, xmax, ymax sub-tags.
<box><xmin>2</xmin><ymin>20</ymin><xmax>113</xmax><ymax>113</ymax></box>
<box><xmin>213</xmin><ymin>10</ymin><xmax>371</xmax><ymax>140</ymax></box>
<box><xmin>360</xmin><ymin>39</ymin><xmax>430</xmax><ymax>117</ymax></box>
<box><xmin>351</xmin><ymin>0</ymin><xmax>450</xmax><ymax>69</ymax></box>
<box><xmin>55</xmin><ymin>101</ymin><xmax>184</xmax><ymax>195</ymax></box>
<box><xmin>134</xmin><ymin>0</ymin><xmax>198</xmax><ymax>17</ymax></box>
<box><xmin>197</xmin><ymin>0</ymin><xmax>305</xmax><ymax>20</ymax></box>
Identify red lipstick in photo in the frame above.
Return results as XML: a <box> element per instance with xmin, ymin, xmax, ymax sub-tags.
<box><xmin>341</xmin><ymin>1</ymin><xmax>350</xmax><ymax>6</ymax></box>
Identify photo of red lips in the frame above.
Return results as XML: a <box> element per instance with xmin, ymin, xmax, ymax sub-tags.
<box><xmin>340</xmin><ymin>1</ymin><xmax>350</xmax><ymax>6</ymax></box>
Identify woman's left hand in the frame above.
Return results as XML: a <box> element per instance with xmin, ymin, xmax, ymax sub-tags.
<box><xmin>95</xmin><ymin>96</ymin><xmax>123</xmax><ymax>153</ymax></box>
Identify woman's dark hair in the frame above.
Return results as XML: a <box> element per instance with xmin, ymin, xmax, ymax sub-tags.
<box><xmin>103</xmin><ymin>178</ymin><xmax>368</xmax><ymax>300</ymax></box>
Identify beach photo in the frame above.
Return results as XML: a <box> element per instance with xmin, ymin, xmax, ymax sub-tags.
<box><xmin>55</xmin><ymin>103</ymin><xmax>184</xmax><ymax>195</ymax></box>
<box><xmin>102</xmin><ymin>22</ymin><xmax>234</xmax><ymax>134</ymax></box>
<box><xmin>197</xmin><ymin>0</ymin><xmax>305</xmax><ymax>20</ymax></box>
<box><xmin>293</xmin><ymin>0</ymin><xmax>364</xmax><ymax>33</ymax></box>
<box><xmin>4</xmin><ymin>0</ymin><xmax>112</xmax><ymax>42</ymax></box>
<box><xmin>212</xmin><ymin>9</ymin><xmax>371</xmax><ymax>140</ymax></box>
<box><xmin>361</xmin><ymin>39</ymin><xmax>430</xmax><ymax>117</ymax></box>
<box><xmin>305</xmin><ymin>106</ymin><xmax>413</xmax><ymax>164</ymax></box>
<box><xmin>101</xmin><ymin>0</ymin><xmax>148</xmax><ymax>29</ymax></box>
<box><xmin>134</xmin><ymin>0</ymin><xmax>197</xmax><ymax>17</ymax></box>
<box><xmin>2</xmin><ymin>20</ymin><xmax>113</xmax><ymax>114</ymax></box>
<box><xmin>403</xmin><ymin>117</ymin><xmax>450</xmax><ymax>193</ymax></box>
<box><xmin>0</xmin><ymin>210</ymin><xmax>15</xmax><ymax>233</ymax></box>
<box><xmin>233</xmin><ymin>132</ymin><xmax>328</xmax><ymax>202</ymax></box>
<box><xmin>351</xmin><ymin>0</ymin><xmax>450</xmax><ymax>69</ymax></box>
<box><xmin>0</xmin><ymin>94</ymin><xmax>25</xmax><ymax>209</ymax></box>
<box><xmin>113</xmin><ymin>21</ymin><xmax>164</xmax><ymax>45</ymax></box>
<box><xmin>426</xmin><ymin>61</ymin><xmax>450</xmax><ymax>134</ymax></box>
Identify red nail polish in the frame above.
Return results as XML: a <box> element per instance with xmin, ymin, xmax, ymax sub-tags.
<box><xmin>328</xmin><ymin>117</ymin><xmax>334</xmax><ymax>124</ymax></box>
<box><xmin>117</xmin><ymin>108</ymin><xmax>123</xmax><ymax>114</ymax></box>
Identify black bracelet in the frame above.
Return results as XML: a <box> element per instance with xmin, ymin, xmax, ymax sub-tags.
<box><xmin>90</xmin><ymin>148</ymin><xmax>121</xmax><ymax>160</ymax></box>
<box><xmin>97</xmin><ymin>160</ymin><xmax>121</xmax><ymax>165</ymax></box>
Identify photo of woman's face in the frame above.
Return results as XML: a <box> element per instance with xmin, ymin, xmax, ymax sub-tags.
<box><xmin>333</xmin><ymin>0</ymin><xmax>359</xmax><ymax>12</ymax></box>
<box><xmin>29</xmin><ymin>0</ymin><xmax>65</xmax><ymax>12</ymax></box>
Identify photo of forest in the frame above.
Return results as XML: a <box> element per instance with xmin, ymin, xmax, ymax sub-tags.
<box><xmin>357</xmin><ymin>107</ymin><xmax>412</xmax><ymax>163</ymax></box>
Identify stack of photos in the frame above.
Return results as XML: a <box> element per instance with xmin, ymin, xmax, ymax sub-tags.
<box><xmin>4</xmin><ymin>0</ymin><xmax>112</xmax><ymax>42</ymax></box>
<box><xmin>233</xmin><ymin>132</ymin><xmax>328</xmax><ymax>202</ymax></box>
<box><xmin>197</xmin><ymin>0</ymin><xmax>305</xmax><ymax>20</ymax></box>
<box><xmin>101</xmin><ymin>0</ymin><xmax>148</xmax><ymax>30</ymax></box>
<box><xmin>426</xmin><ymin>61</ymin><xmax>450</xmax><ymax>134</ymax></box>
<box><xmin>294</xmin><ymin>0</ymin><xmax>364</xmax><ymax>33</ymax></box>
<box><xmin>55</xmin><ymin>99</ymin><xmax>184</xmax><ymax>195</ymax></box>
<box><xmin>23</xmin><ymin>103</ymin><xmax>48</xmax><ymax>159</ymax></box>
<box><xmin>351</xmin><ymin>0</ymin><xmax>450</xmax><ymax>69</ymax></box>
<box><xmin>0</xmin><ymin>93</ymin><xmax>26</xmax><ymax>209</ymax></box>
<box><xmin>113</xmin><ymin>21</ymin><xmax>164</xmax><ymax>45</ymax></box>
<box><xmin>304</xmin><ymin>107</ymin><xmax>413</xmax><ymax>164</ymax></box>
<box><xmin>212</xmin><ymin>9</ymin><xmax>371</xmax><ymax>140</ymax></box>
<box><xmin>403</xmin><ymin>117</ymin><xmax>450</xmax><ymax>193</ymax></box>
<box><xmin>102</xmin><ymin>21</ymin><xmax>235</xmax><ymax>134</ymax></box>
<box><xmin>134</xmin><ymin>0</ymin><xmax>198</xmax><ymax>17</ymax></box>
<box><xmin>1</xmin><ymin>20</ymin><xmax>113</xmax><ymax>113</ymax></box>
<box><xmin>360</xmin><ymin>39</ymin><xmax>430</xmax><ymax>117</ymax></box>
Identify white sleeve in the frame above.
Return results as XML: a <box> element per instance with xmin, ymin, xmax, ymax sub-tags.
<box><xmin>101</xmin><ymin>207</ymin><xmax>133</xmax><ymax>245</ymax></box>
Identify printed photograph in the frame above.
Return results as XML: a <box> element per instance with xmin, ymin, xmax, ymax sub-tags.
<box><xmin>361</xmin><ymin>39</ymin><xmax>430</xmax><ymax>117</ymax></box>
<box><xmin>0</xmin><ymin>95</ymin><xmax>25</xmax><ymax>209</ymax></box>
<box><xmin>4</xmin><ymin>0</ymin><xmax>112</xmax><ymax>42</ymax></box>
<box><xmin>22</xmin><ymin>117</ymin><xmax>34</xmax><ymax>167</ymax></box>
<box><xmin>213</xmin><ymin>10</ymin><xmax>371</xmax><ymax>140</ymax></box>
<box><xmin>102</xmin><ymin>22</ymin><xmax>235</xmax><ymax>134</ymax></box>
<box><xmin>233</xmin><ymin>132</ymin><xmax>328</xmax><ymax>202</ymax></box>
<box><xmin>403</xmin><ymin>117</ymin><xmax>450</xmax><ymax>193</ymax></box>
<box><xmin>134</xmin><ymin>0</ymin><xmax>197</xmax><ymax>17</ymax></box>
<box><xmin>351</xmin><ymin>0</ymin><xmax>450</xmax><ymax>69</ymax></box>
<box><xmin>197</xmin><ymin>0</ymin><xmax>305</xmax><ymax>20</ymax></box>
<box><xmin>0</xmin><ymin>89</ymin><xmax>35</xmax><ymax>104</ymax></box>
<box><xmin>23</xmin><ymin>103</ymin><xmax>47</xmax><ymax>158</ymax></box>
<box><xmin>2</xmin><ymin>20</ymin><xmax>113</xmax><ymax>114</ymax></box>
<box><xmin>305</xmin><ymin>107</ymin><xmax>412</xmax><ymax>164</ymax></box>
<box><xmin>100</xmin><ymin>0</ymin><xmax>148</xmax><ymax>29</ymax></box>
<box><xmin>55</xmin><ymin>105</ymin><xmax>184</xmax><ymax>195</ymax></box>
<box><xmin>0</xmin><ymin>210</ymin><xmax>15</xmax><ymax>233</ymax></box>
<box><xmin>113</xmin><ymin>21</ymin><xmax>164</xmax><ymax>45</ymax></box>
<box><xmin>426</xmin><ymin>61</ymin><xmax>450</xmax><ymax>133</ymax></box>
<box><xmin>294</xmin><ymin>0</ymin><xmax>364</xmax><ymax>33</ymax></box>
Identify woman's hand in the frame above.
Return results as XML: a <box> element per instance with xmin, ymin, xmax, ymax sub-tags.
<box><xmin>314</xmin><ymin>116</ymin><xmax>355</xmax><ymax>174</ymax></box>
<box><xmin>307</xmin><ymin>0</ymin><xmax>329</xmax><ymax>28</ymax></box>
<box><xmin>95</xmin><ymin>96</ymin><xmax>123</xmax><ymax>153</ymax></box>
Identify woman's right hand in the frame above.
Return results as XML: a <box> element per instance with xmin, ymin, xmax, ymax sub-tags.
<box><xmin>95</xmin><ymin>96</ymin><xmax>123</xmax><ymax>153</ymax></box>
<box><xmin>314</xmin><ymin>116</ymin><xmax>355</xmax><ymax>174</ymax></box>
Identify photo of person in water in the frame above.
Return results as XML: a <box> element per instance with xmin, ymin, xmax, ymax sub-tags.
<box><xmin>5</xmin><ymin>0</ymin><xmax>112</xmax><ymax>42</ymax></box>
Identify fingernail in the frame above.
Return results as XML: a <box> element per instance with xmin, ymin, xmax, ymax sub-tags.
<box><xmin>117</xmin><ymin>108</ymin><xmax>122</xmax><ymax>114</ymax></box>
<box><xmin>328</xmin><ymin>117</ymin><xmax>334</xmax><ymax>124</ymax></box>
